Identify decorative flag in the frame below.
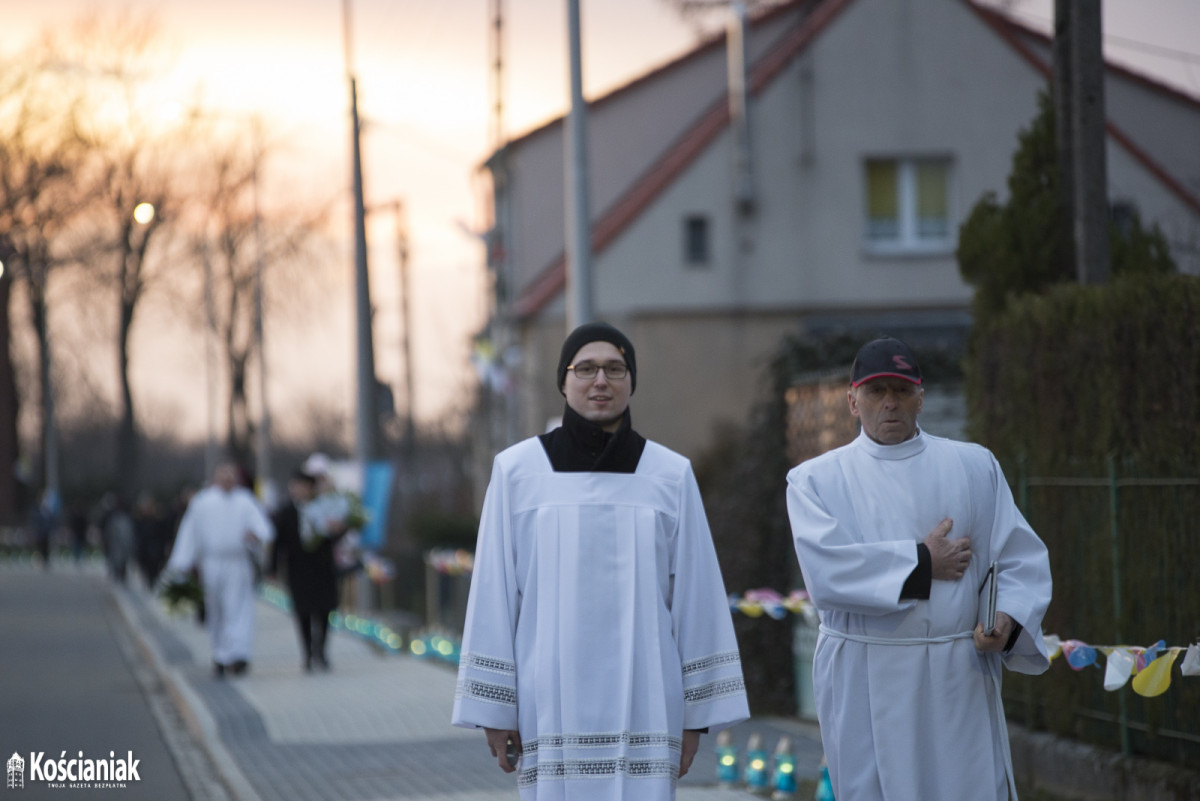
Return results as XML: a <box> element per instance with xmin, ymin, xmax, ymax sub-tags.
<box><xmin>1136</xmin><ymin>640</ymin><xmax>1166</xmax><ymax>672</ymax></box>
<box><xmin>1062</xmin><ymin>640</ymin><xmax>1098</xmax><ymax>670</ymax></box>
<box><xmin>1043</xmin><ymin>634</ymin><xmax>1062</xmax><ymax>661</ymax></box>
<box><xmin>1103</xmin><ymin>648</ymin><xmax>1135</xmax><ymax>691</ymax></box>
<box><xmin>1182</xmin><ymin>644</ymin><xmax>1200</xmax><ymax>677</ymax></box>
<box><xmin>1044</xmin><ymin>634</ymin><xmax>1062</xmax><ymax>660</ymax></box>
<box><xmin>1132</xmin><ymin>649</ymin><xmax>1180</xmax><ymax>697</ymax></box>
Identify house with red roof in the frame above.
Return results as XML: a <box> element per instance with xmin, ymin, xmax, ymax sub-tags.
<box><xmin>477</xmin><ymin>0</ymin><xmax>1200</xmax><ymax>460</ymax></box>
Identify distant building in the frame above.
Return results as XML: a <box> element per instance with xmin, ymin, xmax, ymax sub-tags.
<box><xmin>476</xmin><ymin>0</ymin><xmax>1200</xmax><ymax>462</ymax></box>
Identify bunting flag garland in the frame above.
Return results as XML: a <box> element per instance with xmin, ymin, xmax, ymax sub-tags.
<box><xmin>728</xmin><ymin>588</ymin><xmax>1199</xmax><ymax>697</ymax></box>
<box><xmin>1042</xmin><ymin>636</ymin><xmax>1196</xmax><ymax>697</ymax></box>
<box><xmin>425</xmin><ymin>548</ymin><xmax>474</xmax><ymax>576</ymax></box>
<box><xmin>729</xmin><ymin>589</ymin><xmax>819</xmax><ymax>625</ymax></box>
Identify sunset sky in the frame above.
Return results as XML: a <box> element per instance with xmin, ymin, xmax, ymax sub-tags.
<box><xmin>4</xmin><ymin>0</ymin><xmax>1199</xmax><ymax>447</ymax></box>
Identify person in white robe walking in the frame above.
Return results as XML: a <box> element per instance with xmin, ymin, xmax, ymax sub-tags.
<box><xmin>453</xmin><ymin>322</ymin><xmax>750</xmax><ymax>801</ymax></box>
<box><xmin>786</xmin><ymin>336</ymin><xmax>1052</xmax><ymax>801</ymax></box>
<box><xmin>165</xmin><ymin>461</ymin><xmax>274</xmax><ymax>677</ymax></box>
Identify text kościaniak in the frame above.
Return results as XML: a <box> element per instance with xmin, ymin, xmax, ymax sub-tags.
<box><xmin>27</xmin><ymin>750</ymin><xmax>141</xmax><ymax>784</ymax></box>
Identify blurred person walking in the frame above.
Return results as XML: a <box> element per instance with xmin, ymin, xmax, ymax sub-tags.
<box><xmin>101</xmin><ymin>493</ymin><xmax>135</xmax><ymax>584</ymax></box>
<box><xmin>269</xmin><ymin>467</ymin><xmax>344</xmax><ymax>672</ymax></box>
<box><xmin>28</xmin><ymin>489</ymin><xmax>58</xmax><ymax>569</ymax></box>
<box><xmin>133</xmin><ymin>492</ymin><xmax>170</xmax><ymax>588</ymax></box>
<box><xmin>67</xmin><ymin>500</ymin><xmax>90</xmax><ymax>564</ymax></box>
<box><xmin>300</xmin><ymin>453</ymin><xmax>361</xmax><ymax>603</ymax></box>
<box><xmin>164</xmin><ymin>461</ymin><xmax>274</xmax><ymax>678</ymax></box>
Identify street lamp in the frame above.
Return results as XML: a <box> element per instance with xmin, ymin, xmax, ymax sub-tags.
<box><xmin>132</xmin><ymin>202</ymin><xmax>155</xmax><ymax>225</ymax></box>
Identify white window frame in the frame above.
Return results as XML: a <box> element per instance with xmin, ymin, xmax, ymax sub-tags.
<box><xmin>862</xmin><ymin>156</ymin><xmax>955</xmax><ymax>256</ymax></box>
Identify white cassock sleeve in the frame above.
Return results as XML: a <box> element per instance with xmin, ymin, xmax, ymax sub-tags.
<box><xmin>243</xmin><ymin>493</ymin><xmax>275</xmax><ymax>545</ymax></box>
<box><xmin>984</xmin><ymin>453</ymin><xmax>1053</xmax><ymax>674</ymax></box>
<box><xmin>164</xmin><ymin>503</ymin><xmax>199</xmax><ymax>574</ymax></box>
<box><xmin>451</xmin><ymin>457</ymin><xmax>520</xmax><ymax>731</ymax></box>
<box><xmin>786</xmin><ymin>470</ymin><xmax>921</xmax><ymax>616</ymax></box>
<box><xmin>671</xmin><ymin>466</ymin><xmax>751</xmax><ymax>733</ymax></box>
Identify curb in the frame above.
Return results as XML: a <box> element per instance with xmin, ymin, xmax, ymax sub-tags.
<box><xmin>110</xmin><ymin>585</ymin><xmax>263</xmax><ymax>801</ymax></box>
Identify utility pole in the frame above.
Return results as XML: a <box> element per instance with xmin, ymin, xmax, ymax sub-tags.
<box><xmin>489</xmin><ymin>0</ymin><xmax>505</xmax><ymax>149</ymax></box>
<box><xmin>393</xmin><ymin>203</ymin><xmax>417</xmax><ymax>521</ymax></box>
<box><xmin>1053</xmin><ymin>0</ymin><xmax>1074</xmax><ymax>252</ymax></box>
<box><xmin>344</xmin><ymin>0</ymin><xmax>380</xmax><ymax>466</ymax></box>
<box><xmin>484</xmin><ymin>0</ymin><xmax>521</xmax><ymax>456</ymax></box>
<box><xmin>201</xmin><ymin>242</ymin><xmax>218</xmax><ymax>480</ymax></box>
<box><xmin>1056</xmin><ymin>0</ymin><xmax>1110</xmax><ymax>285</ymax></box>
<box><xmin>727</xmin><ymin>1</ymin><xmax>755</xmax><ymax>214</ymax></box>
<box><xmin>388</xmin><ymin>202</ymin><xmax>416</xmax><ymax>456</ymax></box>
<box><xmin>565</xmin><ymin>0</ymin><xmax>594</xmax><ymax>330</ymax></box>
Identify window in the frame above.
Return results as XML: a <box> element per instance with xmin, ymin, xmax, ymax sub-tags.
<box><xmin>1110</xmin><ymin>199</ymin><xmax>1137</xmax><ymax>239</ymax></box>
<box><xmin>864</xmin><ymin>157</ymin><xmax>953</xmax><ymax>252</ymax></box>
<box><xmin>683</xmin><ymin>215</ymin><xmax>710</xmax><ymax>266</ymax></box>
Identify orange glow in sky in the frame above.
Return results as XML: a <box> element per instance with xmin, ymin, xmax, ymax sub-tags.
<box><xmin>3</xmin><ymin>0</ymin><xmax>710</xmax><ymax>444</ymax></box>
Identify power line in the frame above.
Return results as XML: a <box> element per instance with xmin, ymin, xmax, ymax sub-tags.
<box><xmin>365</xmin><ymin>116</ymin><xmax>478</xmax><ymax>166</ymax></box>
<box><xmin>997</xmin><ymin>6</ymin><xmax>1200</xmax><ymax>65</ymax></box>
<box><xmin>1103</xmin><ymin>32</ymin><xmax>1200</xmax><ymax>66</ymax></box>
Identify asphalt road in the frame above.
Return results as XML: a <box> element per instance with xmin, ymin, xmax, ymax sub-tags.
<box><xmin>0</xmin><ymin>563</ymin><xmax>216</xmax><ymax>800</ymax></box>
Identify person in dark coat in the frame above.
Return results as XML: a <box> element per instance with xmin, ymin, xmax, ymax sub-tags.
<box><xmin>269</xmin><ymin>468</ymin><xmax>342</xmax><ymax>672</ymax></box>
<box><xmin>133</xmin><ymin>492</ymin><xmax>170</xmax><ymax>589</ymax></box>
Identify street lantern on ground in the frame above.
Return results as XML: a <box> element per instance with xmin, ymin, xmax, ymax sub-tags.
<box><xmin>744</xmin><ymin>732</ymin><xmax>769</xmax><ymax>791</ymax></box>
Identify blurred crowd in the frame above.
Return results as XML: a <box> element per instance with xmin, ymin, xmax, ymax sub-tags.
<box><xmin>19</xmin><ymin>483</ymin><xmax>199</xmax><ymax>589</ymax></box>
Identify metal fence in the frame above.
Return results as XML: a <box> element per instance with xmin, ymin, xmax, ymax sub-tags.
<box><xmin>1002</xmin><ymin>455</ymin><xmax>1200</xmax><ymax>766</ymax></box>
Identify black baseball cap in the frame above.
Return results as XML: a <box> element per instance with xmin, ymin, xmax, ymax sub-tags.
<box><xmin>850</xmin><ymin>337</ymin><xmax>922</xmax><ymax>387</ymax></box>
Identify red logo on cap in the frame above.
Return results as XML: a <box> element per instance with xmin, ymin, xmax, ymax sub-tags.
<box><xmin>892</xmin><ymin>355</ymin><xmax>913</xmax><ymax>370</ymax></box>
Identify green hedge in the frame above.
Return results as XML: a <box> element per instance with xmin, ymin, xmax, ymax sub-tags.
<box><xmin>969</xmin><ymin>274</ymin><xmax>1200</xmax><ymax>472</ymax></box>
<box><xmin>969</xmin><ymin>274</ymin><xmax>1200</xmax><ymax>766</ymax></box>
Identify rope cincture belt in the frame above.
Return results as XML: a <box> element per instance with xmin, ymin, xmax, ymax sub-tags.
<box><xmin>817</xmin><ymin>624</ymin><xmax>974</xmax><ymax>645</ymax></box>
<box><xmin>817</xmin><ymin>624</ymin><xmax>1019</xmax><ymax>801</ymax></box>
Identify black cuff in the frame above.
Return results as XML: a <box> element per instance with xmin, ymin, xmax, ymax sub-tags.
<box><xmin>900</xmin><ymin>544</ymin><xmax>932</xmax><ymax>600</ymax></box>
<box><xmin>686</xmin><ymin>728</ymin><xmax>709</xmax><ymax>734</ymax></box>
<box><xmin>1003</xmin><ymin>622</ymin><xmax>1024</xmax><ymax>652</ymax></box>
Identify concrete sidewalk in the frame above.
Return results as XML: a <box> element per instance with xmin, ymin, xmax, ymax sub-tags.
<box><xmin>113</xmin><ymin>579</ymin><xmax>825</xmax><ymax>801</ymax></box>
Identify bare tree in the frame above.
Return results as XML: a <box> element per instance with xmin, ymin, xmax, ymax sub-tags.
<box><xmin>0</xmin><ymin>51</ymin><xmax>93</xmax><ymax>501</ymax></box>
<box><xmin>0</xmin><ymin>236</ymin><xmax>18</xmax><ymax>522</ymax></box>
<box><xmin>57</xmin><ymin>11</ymin><xmax>192</xmax><ymax>494</ymax></box>
<box><xmin>187</xmin><ymin>129</ymin><xmax>328</xmax><ymax>468</ymax></box>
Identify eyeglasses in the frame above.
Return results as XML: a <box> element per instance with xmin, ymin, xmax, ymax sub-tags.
<box><xmin>567</xmin><ymin>361</ymin><xmax>628</xmax><ymax>381</ymax></box>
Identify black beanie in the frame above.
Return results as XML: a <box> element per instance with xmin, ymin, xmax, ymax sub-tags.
<box><xmin>556</xmin><ymin>322</ymin><xmax>637</xmax><ymax>394</ymax></box>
